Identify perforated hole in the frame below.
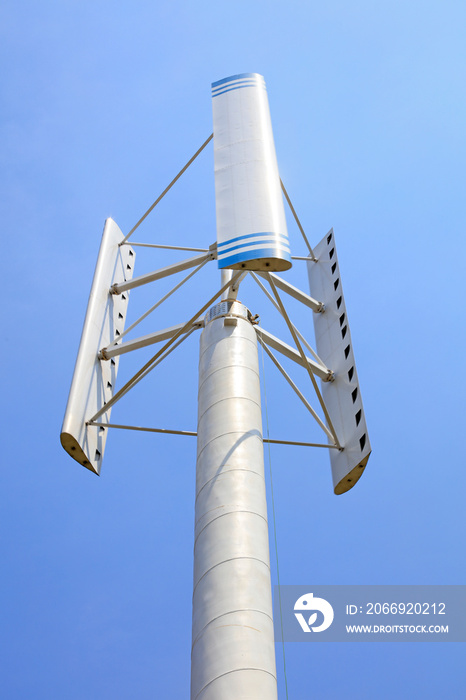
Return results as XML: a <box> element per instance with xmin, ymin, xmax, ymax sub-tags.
<box><xmin>339</xmin><ymin>313</ymin><xmax>346</xmax><ymax>326</ymax></box>
<box><xmin>95</xmin><ymin>450</ymin><xmax>101</xmax><ymax>460</ymax></box>
<box><xmin>341</xmin><ymin>325</ymin><xmax>348</xmax><ymax>339</ymax></box>
<box><xmin>334</xmin><ymin>278</ymin><xmax>340</xmax><ymax>291</ymax></box>
<box><xmin>329</xmin><ymin>248</ymin><xmax>335</xmax><ymax>259</ymax></box>
<box><xmin>122</xmin><ymin>294</ymin><xmax>127</xmax><ymax>301</ymax></box>
<box><xmin>337</xmin><ymin>296</ymin><xmax>343</xmax><ymax>309</ymax></box>
<box><xmin>327</xmin><ymin>232</ymin><xmax>333</xmax><ymax>244</ymax></box>
<box><xmin>352</xmin><ymin>387</ymin><xmax>358</xmax><ymax>403</ymax></box>
<box><xmin>331</xmin><ymin>262</ymin><xmax>337</xmax><ymax>274</ymax></box>
<box><xmin>118</xmin><ymin>312</ymin><xmax>124</xmax><ymax>319</ymax></box>
<box><xmin>126</xmin><ymin>264</ymin><xmax>132</xmax><ymax>270</ymax></box>
<box><xmin>355</xmin><ymin>409</ymin><xmax>362</xmax><ymax>426</ymax></box>
<box><xmin>359</xmin><ymin>434</ymin><xmax>367</xmax><ymax>451</ymax></box>
<box><xmin>115</xmin><ymin>330</ymin><xmax>120</xmax><ymax>336</ymax></box>
<box><xmin>129</xmin><ymin>249</ymin><xmax>134</xmax><ymax>256</ymax></box>
<box><xmin>348</xmin><ymin>366</ymin><xmax>354</xmax><ymax>381</ymax></box>
<box><xmin>107</xmin><ymin>381</ymin><xmax>112</xmax><ymax>388</ymax></box>
<box><xmin>111</xmin><ymin>358</ymin><xmax>116</xmax><ymax>366</ymax></box>
<box><xmin>99</xmin><ymin>426</ymin><xmax>106</xmax><ymax>432</ymax></box>
<box><xmin>344</xmin><ymin>344</ymin><xmax>351</xmax><ymax>359</ymax></box>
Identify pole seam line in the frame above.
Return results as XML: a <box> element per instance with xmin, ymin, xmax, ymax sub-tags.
<box><xmin>194</xmin><ymin>510</ymin><xmax>269</xmax><ymax>548</ymax></box>
<box><xmin>191</xmin><ymin>608</ymin><xmax>274</xmax><ymax>651</ymax></box>
<box><xmin>195</xmin><ymin>469</ymin><xmax>265</xmax><ymax>503</ymax></box>
<box><xmin>194</xmin><ymin>668</ymin><xmax>277</xmax><ymax>700</ymax></box>
<box><xmin>192</xmin><ymin>556</ymin><xmax>271</xmax><ymax>597</ymax></box>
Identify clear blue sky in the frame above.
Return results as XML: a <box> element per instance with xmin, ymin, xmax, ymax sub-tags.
<box><xmin>1</xmin><ymin>1</ymin><xmax>465</xmax><ymax>698</ymax></box>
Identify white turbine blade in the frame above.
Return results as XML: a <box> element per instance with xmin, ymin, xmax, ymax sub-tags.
<box><xmin>60</xmin><ymin>218</ymin><xmax>135</xmax><ymax>474</ymax></box>
<box><xmin>212</xmin><ymin>73</ymin><xmax>291</xmax><ymax>272</ymax></box>
<box><xmin>308</xmin><ymin>229</ymin><xmax>371</xmax><ymax>494</ymax></box>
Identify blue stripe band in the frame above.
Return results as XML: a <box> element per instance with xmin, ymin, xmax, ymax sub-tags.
<box><xmin>212</xmin><ymin>79</ymin><xmax>262</xmax><ymax>94</ymax></box>
<box><xmin>212</xmin><ymin>82</ymin><xmax>265</xmax><ymax>98</ymax></box>
<box><xmin>218</xmin><ymin>239</ymin><xmax>290</xmax><ymax>258</ymax></box>
<box><xmin>218</xmin><ymin>247</ymin><xmax>292</xmax><ymax>269</ymax></box>
<box><xmin>217</xmin><ymin>231</ymin><xmax>289</xmax><ymax>250</ymax></box>
<box><xmin>212</xmin><ymin>73</ymin><xmax>263</xmax><ymax>88</ymax></box>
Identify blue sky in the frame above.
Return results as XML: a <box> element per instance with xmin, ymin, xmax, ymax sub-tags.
<box><xmin>1</xmin><ymin>1</ymin><xmax>465</xmax><ymax>698</ymax></box>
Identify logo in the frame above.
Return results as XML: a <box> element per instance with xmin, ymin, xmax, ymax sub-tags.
<box><xmin>294</xmin><ymin>592</ymin><xmax>334</xmax><ymax>632</ymax></box>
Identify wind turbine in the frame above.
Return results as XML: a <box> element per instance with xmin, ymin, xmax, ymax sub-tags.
<box><xmin>61</xmin><ymin>73</ymin><xmax>371</xmax><ymax>700</ymax></box>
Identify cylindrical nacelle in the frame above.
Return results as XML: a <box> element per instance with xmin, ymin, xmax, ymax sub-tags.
<box><xmin>191</xmin><ymin>301</ymin><xmax>277</xmax><ymax>700</ymax></box>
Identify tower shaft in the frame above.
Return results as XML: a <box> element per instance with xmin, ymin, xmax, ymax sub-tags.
<box><xmin>191</xmin><ymin>302</ymin><xmax>277</xmax><ymax>700</ymax></box>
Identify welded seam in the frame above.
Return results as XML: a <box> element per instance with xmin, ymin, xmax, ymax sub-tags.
<box><xmin>197</xmin><ymin>363</ymin><xmax>259</xmax><ymax>395</ymax></box>
<box><xmin>197</xmin><ymin>396</ymin><xmax>262</xmax><ymax>424</ymax></box>
<box><xmin>193</xmin><ymin>556</ymin><xmax>270</xmax><ymax>597</ymax></box>
<box><xmin>191</xmin><ymin>608</ymin><xmax>274</xmax><ymax>651</ymax></box>
<box><xmin>195</xmin><ymin>468</ymin><xmax>265</xmax><ymax>503</ymax></box>
<box><xmin>194</xmin><ymin>668</ymin><xmax>277</xmax><ymax>700</ymax></box>
<box><xmin>196</xmin><ymin>430</ymin><xmax>263</xmax><ymax>463</ymax></box>
<box><xmin>193</xmin><ymin>509</ymin><xmax>268</xmax><ymax>548</ymax></box>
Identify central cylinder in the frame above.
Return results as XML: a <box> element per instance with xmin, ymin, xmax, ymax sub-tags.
<box><xmin>191</xmin><ymin>302</ymin><xmax>277</xmax><ymax>700</ymax></box>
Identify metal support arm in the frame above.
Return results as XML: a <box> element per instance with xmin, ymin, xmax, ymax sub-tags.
<box><xmin>257</xmin><ymin>271</ymin><xmax>324</xmax><ymax>312</ymax></box>
<box><xmin>110</xmin><ymin>250</ymin><xmax>214</xmax><ymax>295</ymax></box>
<box><xmin>99</xmin><ymin>320</ymin><xmax>203</xmax><ymax>360</ymax></box>
<box><xmin>255</xmin><ymin>326</ymin><xmax>332</xmax><ymax>382</ymax></box>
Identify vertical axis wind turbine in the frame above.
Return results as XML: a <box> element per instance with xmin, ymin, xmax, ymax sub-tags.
<box><xmin>61</xmin><ymin>73</ymin><xmax>371</xmax><ymax>700</ymax></box>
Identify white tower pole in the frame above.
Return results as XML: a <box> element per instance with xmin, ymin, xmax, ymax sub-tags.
<box><xmin>191</xmin><ymin>300</ymin><xmax>277</xmax><ymax>700</ymax></box>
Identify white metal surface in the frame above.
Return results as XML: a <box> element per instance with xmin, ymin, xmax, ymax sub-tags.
<box><xmin>212</xmin><ymin>73</ymin><xmax>291</xmax><ymax>271</ymax></box>
<box><xmin>192</xmin><ymin>304</ymin><xmax>277</xmax><ymax>700</ymax></box>
<box><xmin>60</xmin><ymin>218</ymin><xmax>135</xmax><ymax>474</ymax></box>
<box><xmin>308</xmin><ymin>229</ymin><xmax>371</xmax><ymax>494</ymax></box>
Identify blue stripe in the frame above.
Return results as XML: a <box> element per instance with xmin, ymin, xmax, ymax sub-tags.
<box><xmin>212</xmin><ymin>73</ymin><xmax>263</xmax><ymax>88</ymax></box>
<box><xmin>212</xmin><ymin>82</ymin><xmax>265</xmax><ymax>98</ymax></box>
<box><xmin>217</xmin><ymin>231</ymin><xmax>289</xmax><ymax>249</ymax></box>
<box><xmin>218</xmin><ymin>247</ymin><xmax>292</xmax><ymax>269</ymax></box>
<box><xmin>218</xmin><ymin>239</ymin><xmax>290</xmax><ymax>258</ymax></box>
<box><xmin>212</xmin><ymin>78</ymin><xmax>262</xmax><ymax>95</ymax></box>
